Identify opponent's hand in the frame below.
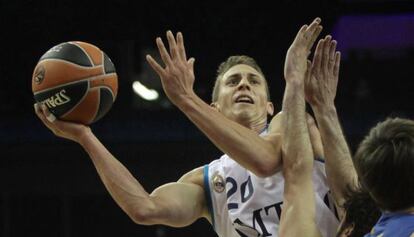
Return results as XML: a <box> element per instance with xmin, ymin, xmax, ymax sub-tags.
<box><xmin>305</xmin><ymin>35</ymin><xmax>341</xmax><ymax>108</ymax></box>
<box><xmin>284</xmin><ymin>18</ymin><xmax>323</xmax><ymax>85</ymax></box>
<box><xmin>146</xmin><ymin>31</ymin><xmax>196</xmax><ymax>107</ymax></box>
<box><xmin>34</xmin><ymin>103</ymin><xmax>90</xmax><ymax>143</ymax></box>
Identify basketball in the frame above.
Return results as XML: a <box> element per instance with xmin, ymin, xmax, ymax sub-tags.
<box><xmin>32</xmin><ymin>41</ymin><xmax>118</xmax><ymax>124</ymax></box>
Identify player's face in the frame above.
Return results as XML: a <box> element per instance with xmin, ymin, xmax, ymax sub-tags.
<box><xmin>213</xmin><ymin>64</ymin><xmax>273</xmax><ymax>124</ymax></box>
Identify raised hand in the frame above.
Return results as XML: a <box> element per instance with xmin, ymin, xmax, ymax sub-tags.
<box><xmin>146</xmin><ymin>31</ymin><xmax>196</xmax><ymax>107</ymax></box>
<box><xmin>284</xmin><ymin>18</ymin><xmax>323</xmax><ymax>85</ymax></box>
<box><xmin>305</xmin><ymin>35</ymin><xmax>341</xmax><ymax>108</ymax></box>
<box><xmin>34</xmin><ymin>103</ymin><xmax>90</xmax><ymax>143</ymax></box>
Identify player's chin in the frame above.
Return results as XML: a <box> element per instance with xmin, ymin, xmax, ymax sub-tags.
<box><xmin>233</xmin><ymin>108</ymin><xmax>255</xmax><ymax>119</ymax></box>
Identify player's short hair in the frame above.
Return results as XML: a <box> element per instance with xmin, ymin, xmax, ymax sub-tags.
<box><xmin>336</xmin><ymin>186</ymin><xmax>381</xmax><ymax>237</ymax></box>
<box><xmin>354</xmin><ymin>117</ymin><xmax>414</xmax><ymax>211</ymax></box>
<box><xmin>212</xmin><ymin>55</ymin><xmax>270</xmax><ymax>102</ymax></box>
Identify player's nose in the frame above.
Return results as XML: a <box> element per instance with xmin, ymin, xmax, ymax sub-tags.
<box><xmin>237</xmin><ymin>77</ymin><xmax>251</xmax><ymax>91</ymax></box>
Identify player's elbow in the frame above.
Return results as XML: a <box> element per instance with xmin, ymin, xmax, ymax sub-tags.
<box><xmin>252</xmin><ymin>141</ymin><xmax>283</xmax><ymax>177</ymax></box>
<box><xmin>253</xmin><ymin>159</ymin><xmax>281</xmax><ymax>178</ymax></box>
<box><xmin>129</xmin><ymin>206</ymin><xmax>157</xmax><ymax>225</ymax></box>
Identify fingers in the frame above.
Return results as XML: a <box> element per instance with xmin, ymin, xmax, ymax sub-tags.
<box><xmin>333</xmin><ymin>51</ymin><xmax>341</xmax><ymax>78</ymax></box>
<box><xmin>187</xmin><ymin>57</ymin><xmax>195</xmax><ymax>74</ymax></box>
<box><xmin>328</xmin><ymin>40</ymin><xmax>337</xmax><ymax>71</ymax></box>
<box><xmin>156</xmin><ymin>37</ymin><xmax>173</xmax><ymax>68</ymax></box>
<box><xmin>187</xmin><ymin>57</ymin><xmax>195</xmax><ymax>65</ymax></box>
<box><xmin>34</xmin><ymin>103</ymin><xmax>49</xmax><ymax>123</ymax></box>
<box><xmin>176</xmin><ymin>32</ymin><xmax>187</xmax><ymax>61</ymax></box>
<box><xmin>308</xmin><ymin>25</ymin><xmax>323</xmax><ymax>51</ymax></box>
<box><xmin>41</xmin><ymin>104</ymin><xmax>56</xmax><ymax>123</ymax></box>
<box><xmin>34</xmin><ymin>103</ymin><xmax>57</xmax><ymax>132</ymax></box>
<box><xmin>34</xmin><ymin>103</ymin><xmax>43</xmax><ymax>120</ymax></box>
<box><xmin>293</xmin><ymin>24</ymin><xmax>309</xmax><ymax>45</ymax></box>
<box><xmin>298</xmin><ymin>24</ymin><xmax>309</xmax><ymax>35</ymax></box>
<box><xmin>39</xmin><ymin>103</ymin><xmax>56</xmax><ymax>123</ymax></box>
<box><xmin>305</xmin><ymin>18</ymin><xmax>322</xmax><ymax>50</ymax></box>
<box><xmin>166</xmin><ymin>30</ymin><xmax>179</xmax><ymax>60</ymax></box>
<box><xmin>146</xmin><ymin>54</ymin><xmax>166</xmax><ymax>77</ymax></box>
<box><xmin>151</xmin><ymin>30</ymin><xmax>189</xmax><ymax>74</ymax></box>
<box><xmin>305</xmin><ymin>18</ymin><xmax>321</xmax><ymax>37</ymax></box>
<box><xmin>321</xmin><ymin>35</ymin><xmax>331</xmax><ymax>71</ymax></box>
<box><xmin>293</xmin><ymin>18</ymin><xmax>322</xmax><ymax>51</ymax></box>
<box><xmin>312</xmin><ymin>39</ymin><xmax>324</xmax><ymax>73</ymax></box>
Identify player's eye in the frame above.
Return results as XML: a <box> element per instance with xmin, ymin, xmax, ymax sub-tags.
<box><xmin>227</xmin><ymin>78</ymin><xmax>238</xmax><ymax>86</ymax></box>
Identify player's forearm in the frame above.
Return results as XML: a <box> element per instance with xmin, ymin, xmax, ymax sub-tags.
<box><xmin>312</xmin><ymin>105</ymin><xmax>357</xmax><ymax>205</ymax></box>
<box><xmin>77</xmin><ymin>131</ymin><xmax>156</xmax><ymax>222</ymax></box>
<box><xmin>281</xmin><ymin>82</ymin><xmax>318</xmax><ymax>237</ymax></box>
<box><xmin>282</xmin><ymin>82</ymin><xmax>313</xmax><ymax>174</ymax></box>
<box><xmin>177</xmin><ymin>93</ymin><xmax>281</xmax><ymax>177</ymax></box>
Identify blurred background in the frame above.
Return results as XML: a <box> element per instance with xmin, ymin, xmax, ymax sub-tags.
<box><xmin>1</xmin><ymin>0</ymin><xmax>414</xmax><ymax>236</ymax></box>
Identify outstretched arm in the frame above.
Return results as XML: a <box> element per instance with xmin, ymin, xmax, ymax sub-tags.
<box><xmin>305</xmin><ymin>36</ymin><xmax>358</xmax><ymax>218</ymax></box>
<box><xmin>146</xmin><ymin>31</ymin><xmax>282</xmax><ymax>177</ymax></box>
<box><xmin>279</xmin><ymin>18</ymin><xmax>322</xmax><ymax>237</ymax></box>
<box><xmin>34</xmin><ymin>104</ymin><xmax>208</xmax><ymax>227</ymax></box>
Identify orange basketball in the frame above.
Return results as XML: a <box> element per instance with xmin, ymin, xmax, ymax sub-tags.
<box><xmin>32</xmin><ymin>41</ymin><xmax>118</xmax><ymax>124</ymax></box>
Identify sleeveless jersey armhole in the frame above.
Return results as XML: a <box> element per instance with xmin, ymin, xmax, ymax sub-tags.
<box><xmin>203</xmin><ymin>164</ymin><xmax>215</xmax><ymax>230</ymax></box>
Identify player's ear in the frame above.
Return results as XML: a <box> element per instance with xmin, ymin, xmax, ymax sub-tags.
<box><xmin>266</xmin><ymin>102</ymin><xmax>274</xmax><ymax>116</ymax></box>
<box><xmin>210</xmin><ymin>102</ymin><xmax>221</xmax><ymax>112</ymax></box>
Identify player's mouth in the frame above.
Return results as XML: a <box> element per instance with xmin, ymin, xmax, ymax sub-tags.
<box><xmin>234</xmin><ymin>95</ymin><xmax>254</xmax><ymax>104</ymax></box>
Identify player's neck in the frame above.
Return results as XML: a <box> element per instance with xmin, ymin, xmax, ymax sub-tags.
<box><xmin>250</xmin><ymin>121</ymin><xmax>267</xmax><ymax>134</ymax></box>
<box><xmin>233</xmin><ymin>115</ymin><xmax>267</xmax><ymax>134</ymax></box>
<box><xmin>244</xmin><ymin>119</ymin><xmax>267</xmax><ymax>134</ymax></box>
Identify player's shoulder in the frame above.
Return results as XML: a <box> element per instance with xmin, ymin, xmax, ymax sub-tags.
<box><xmin>186</xmin><ymin>155</ymin><xmax>233</xmax><ymax>185</ymax></box>
<box><xmin>179</xmin><ymin>166</ymin><xmax>204</xmax><ymax>187</ymax></box>
<box><xmin>268</xmin><ymin>112</ymin><xmax>284</xmax><ymax>134</ymax></box>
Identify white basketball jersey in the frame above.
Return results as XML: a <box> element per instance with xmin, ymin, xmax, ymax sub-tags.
<box><xmin>203</xmin><ymin>155</ymin><xmax>339</xmax><ymax>237</ymax></box>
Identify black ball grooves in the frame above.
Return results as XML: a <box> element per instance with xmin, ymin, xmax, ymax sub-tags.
<box><xmin>92</xmin><ymin>87</ymin><xmax>114</xmax><ymax>123</ymax></box>
<box><xmin>103</xmin><ymin>52</ymin><xmax>116</xmax><ymax>73</ymax></box>
<box><xmin>39</xmin><ymin>42</ymin><xmax>93</xmax><ymax>67</ymax></box>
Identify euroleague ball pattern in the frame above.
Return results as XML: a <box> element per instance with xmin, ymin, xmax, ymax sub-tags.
<box><xmin>32</xmin><ymin>41</ymin><xmax>118</xmax><ymax>124</ymax></box>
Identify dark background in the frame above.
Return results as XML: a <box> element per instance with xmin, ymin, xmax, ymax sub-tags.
<box><xmin>1</xmin><ymin>0</ymin><xmax>414</xmax><ymax>236</ymax></box>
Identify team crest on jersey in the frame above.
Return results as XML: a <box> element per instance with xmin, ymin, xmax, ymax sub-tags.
<box><xmin>212</xmin><ymin>172</ymin><xmax>225</xmax><ymax>193</ymax></box>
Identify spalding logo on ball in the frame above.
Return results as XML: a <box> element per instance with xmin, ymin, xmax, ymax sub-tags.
<box><xmin>32</xmin><ymin>41</ymin><xmax>118</xmax><ymax>124</ymax></box>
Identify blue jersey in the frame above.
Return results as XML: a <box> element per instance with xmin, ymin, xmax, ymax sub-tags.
<box><xmin>364</xmin><ymin>212</ymin><xmax>414</xmax><ymax>237</ymax></box>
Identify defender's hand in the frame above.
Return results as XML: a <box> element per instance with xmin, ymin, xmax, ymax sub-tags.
<box><xmin>284</xmin><ymin>18</ymin><xmax>323</xmax><ymax>85</ymax></box>
<box><xmin>305</xmin><ymin>35</ymin><xmax>341</xmax><ymax>108</ymax></box>
<box><xmin>34</xmin><ymin>103</ymin><xmax>90</xmax><ymax>143</ymax></box>
<box><xmin>146</xmin><ymin>31</ymin><xmax>196</xmax><ymax>107</ymax></box>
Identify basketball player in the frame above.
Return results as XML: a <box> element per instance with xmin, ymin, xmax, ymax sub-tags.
<box><xmin>34</xmin><ymin>18</ymin><xmax>337</xmax><ymax>237</ymax></box>
<box><xmin>149</xmin><ymin>22</ymin><xmax>382</xmax><ymax>237</ymax></box>
<box><xmin>353</xmin><ymin>118</ymin><xmax>414</xmax><ymax>237</ymax></box>
<box><xmin>146</xmin><ymin>18</ymin><xmax>339</xmax><ymax>237</ymax></box>
<box><xmin>278</xmin><ymin>29</ymin><xmax>381</xmax><ymax>237</ymax></box>
<box><xmin>304</xmin><ymin>34</ymin><xmax>384</xmax><ymax>236</ymax></box>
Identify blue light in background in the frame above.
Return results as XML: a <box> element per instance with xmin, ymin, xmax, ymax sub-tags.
<box><xmin>332</xmin><ymin>14</ymin><xmax>414</xmax><ymax>58</ymax></box>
